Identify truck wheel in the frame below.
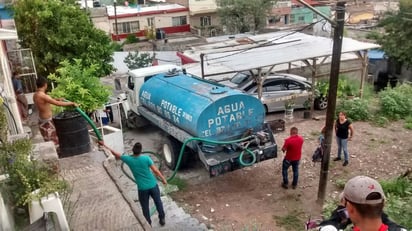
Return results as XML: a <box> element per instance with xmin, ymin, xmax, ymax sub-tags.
<box><xmin>163</xmin><ymin>136</ymin><xmax>183</xmax><ymax>170</ymax></box>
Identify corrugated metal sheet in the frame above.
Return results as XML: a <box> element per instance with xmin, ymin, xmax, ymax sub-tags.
<box><xmin>182</xmin><ymin>31</ymin><xmax>379</xmax><ymax>77</ymax></box>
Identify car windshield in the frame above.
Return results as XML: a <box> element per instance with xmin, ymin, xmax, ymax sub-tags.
<box><xmin>230</xmin><ymin>72</ymin><xmax>251</xmax><ymax>85</ymax></box>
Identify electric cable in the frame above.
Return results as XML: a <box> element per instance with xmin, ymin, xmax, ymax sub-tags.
<box><xmin>205</xmin><ymin>20</ymin><xmax>325</xmax><ymax>62</ymax></box>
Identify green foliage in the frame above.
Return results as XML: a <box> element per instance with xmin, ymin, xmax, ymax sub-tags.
<box><xmin>0</xmin><ymin>139</ymin><xmax>68</xmax><ymax>206</ymax></box>
<box><xmin>365</xmin><ymin>30</ymin><xmax>382</xmax><ymax>41</ymax></box>
<box><xmin>0</xmin><ymin>105</ymin><xmax>7</xmax><ymax>143</ymax></box>
<box><xmin>49</xmin><ymin>59</ymin><xmax>111</xmax><ymax>113</ymax></box>
<box><xmin>168</xmin><ymin>176</ymin><xmax>187</xmax><ymax>191</ymax></box>
<box><xmin>336</xmin><ymin>98</ymin><xmax>370</xmax><ymax>121</ymax></box>
<box><xmin>314</xmin><ymin>80</ymin><xmax>329</xmax><ymax>98</ymax></box>
<box><xmin>378</xmin><ymin>0</ymin><xmax>412</xmax><ymax>66</ymax></box>
<box><xmin>274</xmin><ymin>210</ymin><xmax>305</xmax><ymax>231</ymax></box>
<box><xmin>324</xmin><ymin>177</ymin><xmax>412</xmax><ymax>229</ymax></box>
<box><xmin>404</xmin><ymin>116</ymin><xmax>412</xmax><ymax>129</ymax></box>
<box><xmin>284</xmin><ymin>94</ymin><xmax>297</xmax><ymax>109</ymax></box>
<box><xmin>371</xmin><ymin>116</ymin><xmax>390</xmax><ymax>127</ymax></box>
<box><xmin>124</xmin><ymin>34</ymin><xmax>139</xmax><ymax>44</ymax></box>
<box><xmin>217</xmin><ymin>0</ymin><xmax>276</xmax><ymax>33</ymax></box>
<box><xmin>124</xmin><ymin>51</ymin><xmax>155</xmax><ymax>70</ymax></box>
<box><xmin>303</xmin><ymin>99</ymin><xmax>311</xmax><ymax>110</ymax></box>
<box><xmin>380</xmin><ymin>177</ymin><xmax>412</xmax><ymax>228</ymax></box>
<box><xmin>378</xmin><ymin>84</ymin><xmax>412</xmax><ymax>120</ymax></box>
<box><xmin>112</xmin><ymin>42</ymin><xmax>123</xmax><ymax>52</ymax></box>
<box><xmin>322</xmin><ymin>198</ymin><xmax>341</xmax><ymax>220</ymax></box>
<box><xmin>315</xmin><ymin>77</ymin><xmax>349</xmax><ymax>99</ymax></box>
<box><xmin>144</xmin><ymin>27</ymin><xmax>156</xmax><ymax>41</ymax></box>
<box><xmin>13</xmin><ymin>0</ymin><xmax>115</xmax><ymax>77</ymax></box>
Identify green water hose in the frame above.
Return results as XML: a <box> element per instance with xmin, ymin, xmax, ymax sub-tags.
<box><xmin>168</xmin><ymin>136</ymin><xmax>257</xmax><ymax>181</ymax></box>
<box><xmin>75</xmin><ymin>107</ymin><xmax>103</xmax><ymax>141</ymax></box>
<box><xmin>119</xmin><ymin>135</ymin><xmax>257</xmax><ymax>217</ymax></box>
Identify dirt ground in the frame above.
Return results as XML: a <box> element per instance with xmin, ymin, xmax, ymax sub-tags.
<box><xmin>168</xmin><ymin>110</ymin><xmax>412</xmax><ymax>231</ymax></box>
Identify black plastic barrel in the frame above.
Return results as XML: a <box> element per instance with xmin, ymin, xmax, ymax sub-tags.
<box><xmin>53</xmin><ymin>111</ymin><xmax>91</xmax><ymax>158</ymax></box>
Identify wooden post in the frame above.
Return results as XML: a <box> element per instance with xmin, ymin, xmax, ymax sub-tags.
<box><xmin>311</xmin><ymin>58</ymin><xmax>317</xmax><ymax>117</ymax></box>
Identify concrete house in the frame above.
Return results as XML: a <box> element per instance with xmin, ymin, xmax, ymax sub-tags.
<box><xmin>105</xmin><ymin>3</ymin><xmax>191</xmax><ymax>40</ymax></box>
<box><xmin>166</xmin><ymin>0</ymin><xmax>220</xmax><ymax>37</ymax></box>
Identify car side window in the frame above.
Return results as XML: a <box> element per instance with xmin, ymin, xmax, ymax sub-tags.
<box><xmin>230</xmin><ymin>72</ymin><xmax>251</xmax><ymax>85</ymax></box>
<box><xmin>263</xmin><ymin>80</ymin><xmax>285</xmax><ymax>92</ymax></box>
<box><xmin>287</xmin><ymin>80</ymin><xmax>305</xmax><ymax>90</ymax></box>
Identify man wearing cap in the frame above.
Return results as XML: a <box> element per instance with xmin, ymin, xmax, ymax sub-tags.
<box><xmin>341</xmin><ymin>175</ymin><xmax>406</xmax><ymax>231</ymax></box>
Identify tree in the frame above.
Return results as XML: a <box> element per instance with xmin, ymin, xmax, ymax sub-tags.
<box><xmin>378</xmin><ymin>0</ymin><xmax>412</xmax><ymax>66</ymax></box>
<box><xmin>217</xmin><ymin>0</ymin><xmax>276</xmax><ymax>34</ymax></box>
<box><xmin>124</xmin><ymin>51</ymin><xmax>155</xmax><ymax>70</ymax></box>
<box><xmin>13</xmin><ymin>0</ymin><xmax>115</xmax><ymax>77</ymax></box>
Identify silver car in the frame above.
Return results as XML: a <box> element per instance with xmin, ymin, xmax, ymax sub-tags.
<box><xmin>219</xmin><ymin>71</ymin><xmax>327</xmax><ymax>113</ymax></box>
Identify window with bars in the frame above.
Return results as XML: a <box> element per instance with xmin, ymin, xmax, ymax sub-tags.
<box><xmin>113</xmin><ymin>21</ymin><xmax>140</xmax><ymax>34</ymax></box>
<box><xmin>147</xmin><ymin>17</ymin><xmax>155</xmax><ymax>27</ymax></box>
<box><xmin>200</xmin><ymin>16</ymin><xmax>211</xmax><ymax>27</ymax></box>
<box><xmin>172</xmin><ymin>16</ymin><xmax>187</xmax><ymax>26</ymax></box>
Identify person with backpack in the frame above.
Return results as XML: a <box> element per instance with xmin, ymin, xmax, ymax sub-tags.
<box><xmin>312</xmin><ymin>126</ymin><xmax>326</xmax><ymax>163</ymax></box>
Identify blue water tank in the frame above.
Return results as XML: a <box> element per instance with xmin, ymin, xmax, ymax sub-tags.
<box><xmin>139</xmin><ymin>73</ymin><xmax>265</xmax><ymax>140</ymax></box>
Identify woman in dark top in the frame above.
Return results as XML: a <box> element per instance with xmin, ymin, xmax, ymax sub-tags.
<box><xmin>333</xmin><ymin>111</ymin><xmax>354</xmax><ymax>166</ymax></box>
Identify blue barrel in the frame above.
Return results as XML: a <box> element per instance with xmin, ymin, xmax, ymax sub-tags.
<box><xmin>139</xmin><ymin>73</ymin><xmax>265</xmax><ymax>140</ymax></box>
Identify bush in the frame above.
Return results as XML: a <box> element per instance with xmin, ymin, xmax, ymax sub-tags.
<box><xmin>49</xmin><ymin>59</ymin><xmax>111</xmax><ymax>114</ymax></box>
<box><xmin>372</xmin><ymin>116</ymin><xmax>390</xmax><ymax>127</ymax></box>
<box><xmin>336</xmin><ymin>98</ymin><xmax>370</xmax><ymax>121</ymax></box>
<box><xmin>124</xmin><ymin>34</ymin><xmax>139</xmax><ymax>44</ymax></box>
<box><xmin>380</xmin><ymin>177</ymin><xmax>412</xmax><ymax>228</ymax></box>
<box><xmin>378</xmin><ymin>84</ymin><xmax>412</xmax><ymax>120</ymax></box>
<box><xmin>0</xmin><ymin>138</ymin><xmax>68</xmax><ymax>206</ymax></box>
<box><xmin>323</xmin><ymin>177</ymin><xmax>412</xmax><ymax>229</ymax></box>
<box><xmin>404</xmin><ymin>116</ymin><xmax>412</xmax><ymax>129</ymax></box>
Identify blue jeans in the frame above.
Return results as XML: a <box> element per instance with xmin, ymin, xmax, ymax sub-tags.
<box><xmin>138</xmin><ymin>184</ymin><xmax>165</xmax><ymax>225</ymax></box>
<box><xmin>282</xmin><ymin>159</ymin><xmax>300</xmax><ymax>186</ymax></box>
<box><xmin>336</xmin><ymin>137</ymin><xmax>349</xmax><ymax>161</ymax></box>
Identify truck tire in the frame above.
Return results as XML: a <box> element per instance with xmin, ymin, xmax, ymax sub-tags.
<box><xmin>163</xmin><ymin>136</ymin><xmax>183</xmax><ymax>170</ymax></box>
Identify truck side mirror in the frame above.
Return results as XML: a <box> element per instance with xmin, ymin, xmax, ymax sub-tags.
<box><xmin>127</xmin><ymin>76</ymin><xmax>134</xmax><ymax>90</ymax></box>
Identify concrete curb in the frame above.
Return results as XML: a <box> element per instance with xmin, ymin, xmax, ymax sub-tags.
<box><xmin>101</xmin><ymin>147</ymin><xmax>152</xmax><ymax>231</ymax></box>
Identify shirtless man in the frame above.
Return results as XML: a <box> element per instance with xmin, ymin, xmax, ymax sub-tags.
<box><xmin>33</xmin><ymin>76</ymin><xmax>77</xmax><ymax>145</ymax></box>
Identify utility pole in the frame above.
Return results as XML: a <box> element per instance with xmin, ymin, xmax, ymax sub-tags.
<box><xmin>295</xmin><ymin>0</ymin><xmax>346</xmax><ymax>203</ymax></box>
<box><xmin>317</xmin><ymin>1</ymin><xmax>346</xmax><ymax>203</ymax></box>
<box><xmin>114</xmin><ymin>0</ymin><xmax>119</xmax><ymax>41</ymax></box>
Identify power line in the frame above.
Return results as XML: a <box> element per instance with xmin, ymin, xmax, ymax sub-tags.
<box><xmin>205</xmin><ymin>19</ymin><xmax>326</xmax><ymax>62</ymax></box>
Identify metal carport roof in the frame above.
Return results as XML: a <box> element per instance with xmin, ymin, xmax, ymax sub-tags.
<box><xmin>181</xmin><ymin>31</ymin><xmax>380</xmax><ymax>79</ymax></box>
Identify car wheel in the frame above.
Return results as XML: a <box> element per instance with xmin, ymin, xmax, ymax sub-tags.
<box><xmin>315</xmin><ymin>97</ymin><xmax>328</xmax><ymax>110</ymax></box>
<box><xmin>264</xmin><ymin>104</ymin><xmax>269</xmax><ymax>114</ymax></box>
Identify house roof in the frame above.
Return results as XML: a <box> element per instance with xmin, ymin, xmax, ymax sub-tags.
<box><xmin>291</xmin><ymin>0</ymin><xmax>322</xmax><ymax>6</ymax></box>
<box><xmin>106</xmin><ymin>4</ymin><xmax>188</xmax><ymax>18</ymax></box>
<box><xmin>181</xmin><ymin>31</ymin><xmax>379</xmax><ymax>78</ymax></box>
<box><xmin>0</xmin><ymin>28</ymin><xmax>17</xmax><ymax>40</ymax></box>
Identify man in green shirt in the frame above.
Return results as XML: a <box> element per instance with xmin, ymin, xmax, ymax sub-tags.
<box><xmin>99</xmin><ymin>141</ymin><xmax>167</xmax><ymax>226</ymax></box>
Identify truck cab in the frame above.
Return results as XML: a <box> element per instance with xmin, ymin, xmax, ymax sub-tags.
<box><xmin>121</xmin><ymin>64</ymin><xmax>182</xmax><ymax>128</ymax></box>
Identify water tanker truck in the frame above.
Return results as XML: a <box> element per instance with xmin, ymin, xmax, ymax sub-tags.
<box><xmin>119</xmin><ymin>65</ymin><xmax>277</xmax><ymax>176</ymax></box>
